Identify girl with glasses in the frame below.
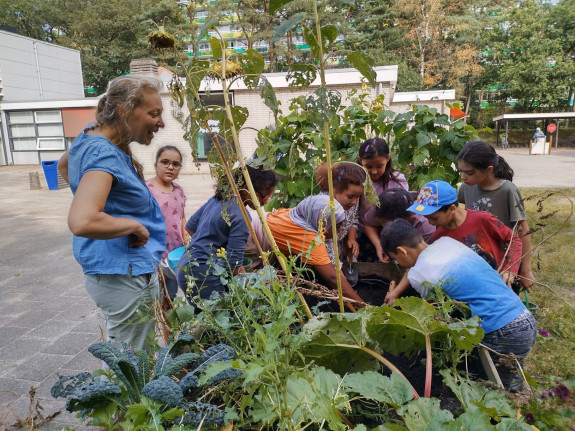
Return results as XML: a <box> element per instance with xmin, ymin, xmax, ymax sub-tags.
<box><xmin>146</xmin><ymin>145</ymin><xmax>187</xmax><ymax>300</ymax></box>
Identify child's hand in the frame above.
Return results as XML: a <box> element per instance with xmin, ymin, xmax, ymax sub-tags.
<box><xmin>376</xmin><ymin>247</ymin><xmax>390</xmax><ymax>263</ymax></box>
<box><xmin>519</xmin><ymin>269</ymin><xmax>535</xmax><ymax>292</ymax></box>
<box><xmin>347</xmin><ymin>238</ymin><xmax>359</xmax><ymax>258</ymax></box>
<box><xmin>384</xmin><ymin>289</ymin><xmax>399</xmax><ymax>305</ymax></box>
<box><xmin>500</xmin><ymin>270</ymin><xmax>515</xmax><ymax>287</ymax></box>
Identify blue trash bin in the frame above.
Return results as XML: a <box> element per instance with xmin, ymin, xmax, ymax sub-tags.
<box><xmin>41</xmin><ymin>160</ymin><xmax>59</xmax><ymax>190</ymax></box>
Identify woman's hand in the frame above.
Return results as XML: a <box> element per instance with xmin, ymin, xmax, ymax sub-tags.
<box><xmin>129</xmin><ymin>224</ymin><xmax>150</xmax><ymax>247</ymax></box>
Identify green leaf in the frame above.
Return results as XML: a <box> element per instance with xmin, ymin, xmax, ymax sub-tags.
<box><xmin>198</xmin><ymin>361</ymin><xmax>233</xmax><ymax>385</ymax></box>
<box><xmin>348</xmin><ymin>51</ymin><xmax>376</xmax><ymax>86</ymax></box>
<box><xmin>209</xmin><ymin>37</ymin><xmax>222</xmax><ymax>60</ymax></box>
<box><xmin>161</xmin><ymin>353</ymin><xmax>200</xmax><ymax>377</ymax></box>
<box><xmin>440</xmin><ymin>369</ymin><xmax>516</xmax><ymax>419</ymax></box>
<box><xmin>301</xmin><ymin>312</ymin><xmax>379</xmax><ymax>376</ymax></box>
<box><xmin>496</xmin><ymin>418</ymin><xmax>534</xmax><ymax>430</ymax></box>
<box><xmin>168</xmin><ymin>334</ymin><xmax>196</xmax><ymax>355</ymax></box>
<box><xmin>412</xmin><ymin>149</ymin><xmax>429</xmax><ymax>167</ymax></box>
<box><xmin>365</xmin><ymin>298</ymin><xmax>442</xmax><ymax>357</ymax></box>
<box><xmin>174</xmin><ymin>304</ymin><xmax>196</xmax><ymax>324</ymax></box>
<box><xmin>88</xmin><ymin>342</ymin><xmax>141</xmax><ymax>402</ymax></box>
<box><xmin>444</xmin><ymin>410</ymin><xmax>495</xmax><ymax>430</ymax></box>
<box><xmin>399</xmin><ymin>398</ymin><xmax>454</xmax><ymax>430</ymax></box>
<box><xmin>117</xmin><ymin>357</ymin><xmax>142</xmax><ymax>402</ymax></box>
<box><xmin>240</xmin><ymin>49</ymin><xmax>265</xmax><ymax>88</ymax></box>
<box><xmin>287</xmin><ymin>63</ymin><xmax>317</xmax><ymax>88</ymax></box>
<box><xmin>269</xmin><ymin>0</ymin><xmax>296</xmax><ymax>14</ymax></box>
<box><xmin>162</xmin><ymin>407</ymin><xmax>185</xmax><ymax>421</ymax></box>
<box><xmin>196</xmin><ymin>18</ymin><xmax>219</xmax><ymax>44</ymax></box>
<box><xmin>321</xmin><ymin>25</ymin><xmax>338</xmax><ymax>46</ymax></box>
<box><xmin>65</xmin><ymin>380</ymin><xmax>123</xmax><ymax>413</ymax></box>
<box><xmin>258</xmin><ymin>77</ymin><xmax>279</xmax><ymax>120</ymax></box>
<box><xmin>272</xmin><ymin>13</ymin><xmax>304</xmax><ymax>44</ymax></box>
<box><xmin>137</xmin><ymin>352</ymin><xmax>150</xmax><ymax>390</ymax></box>
<box><xmin>416</xmin><ymin>132</ymin><xmax>431</xmax><ymax>148</ymax></box>
<box><xmin>373</xmin><ymin>425</ymin><xmax>408</xmax><ymax>431</ymax></box>
<box><xmin>303</xmin><ymin>27</ymin><xmax>320</xmax><ymax>60</ymax></box>
<box><xmin>343</xmin><ymin>371</ymin><xmax>413</xmax><ymax>408</ymax></box>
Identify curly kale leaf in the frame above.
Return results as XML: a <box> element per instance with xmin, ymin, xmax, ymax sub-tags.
<box><xmin>179</xmin><ymin>373</ymin><xmax>200</xmax><ymax>394</ymax></box>
<box><xmin>51</xmin><ymin>372</ymin><xmax>93</xmax><ymax>399</ymax></box>
<box><xmin>137</xmin><ymin>351</ymin><xmax>150</xmax><ymax>390</ymax></box>
<box><xmin>180</xmin><ymin>401</ymin><xmax>225</xmax><ymax>426</ymax></box>
<box><xmin>65</xmin><ymin>380</ymin><xmax>122</xmax><ymax>412</ymax></box>
<box><xmin>168</xmin><ymin>333</ymin><xmax>196</xmax><ymax>355</ymax></box>
<box><xmin>191</xmin><ymin>344</ymin><xmax>235</xmax><ymax>375</ymax></box>
<box><xmin>153</xmin><ymin>346</ymin><xmax>199</xmax><ymax>378</ymax></box>
<box><xmin>119</xmin><ymin>340</ymin><xmax>139</xmax><ymax>367</ymax></box>
<box><xmin>88</xmin><ymin>342</ymin><xmax>141</xmax><ymax>402</ymax></box>
<box><xmin>207</xmin><ymin>368</ymin><xmax>244</xmax><ymax>385</ymax></box>
<box><xmin>142</xmin><ymin>376</ymin><xmax>184</xmax><ymax>407</ymax></box>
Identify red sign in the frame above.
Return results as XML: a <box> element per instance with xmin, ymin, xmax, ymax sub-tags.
<box><xmin>547</xmin><ymin>124</ymin><xmax>557</xmax><ymax>133</ymax></box>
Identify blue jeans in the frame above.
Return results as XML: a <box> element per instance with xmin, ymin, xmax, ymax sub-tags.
<box><xmin>482</xmin><ymin>309</ymin><xmax>537</xmax><ymax>392</ymax></box>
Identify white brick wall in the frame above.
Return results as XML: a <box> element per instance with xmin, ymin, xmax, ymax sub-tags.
<box><xmin>135</xmin><ymin>80</ymin><xmax>452</xmax><ymax>177</ymax></box>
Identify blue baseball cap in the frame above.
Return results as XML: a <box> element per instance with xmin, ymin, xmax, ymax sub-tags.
<box><xmin>407</xmin><ymin>180</ymin><xmax>458</xmax><ymax>216</ymax></box>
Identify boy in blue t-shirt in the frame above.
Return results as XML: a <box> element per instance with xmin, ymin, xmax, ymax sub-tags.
<box><xmin>380</xmin><ymin>219</ymin><xmax>537</xmax><ymax>393</ymax></box>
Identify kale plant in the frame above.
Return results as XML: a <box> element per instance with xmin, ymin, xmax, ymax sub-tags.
<box><xmin>51</xmin><ymin>337</ymin><xmax>242</xmax><ymax>430</ymax></box>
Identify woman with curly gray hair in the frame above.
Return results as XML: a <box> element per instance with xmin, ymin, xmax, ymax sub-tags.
<box><xmin>61</xmin><ymin>75</ymin><xmax>167</xmax><ymax>351</ymax></box>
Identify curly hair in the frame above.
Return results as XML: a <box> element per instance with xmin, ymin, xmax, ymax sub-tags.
<box><xmin>96</xmin><ymin>75</ymin><xmax>163</xmax><ymax>179</ymax></box>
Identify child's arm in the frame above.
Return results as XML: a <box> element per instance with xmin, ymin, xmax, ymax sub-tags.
<box><xmin>487</xmin><ymin>215</ymin><xmax>523</xmax><ymax>285</ymax></box>
<box><xmin>346</xmin><ymin>226</ymin><xmax>359</xmax><ymax>258</ymax></box>
<box><xmin>518</xmin><ymin>220</ymin><xmax>535</xmax><ymax>291</ymax></box>
<box><xmin>384</xmin><ymin>271</ymin><xmax>410</xmax><ymax>305</ymax></box>
<box><xmin>181</xmin><ymin>213</ymin><xmax>187</xmax><ymax>244</ymax></box>
<box><xmin>364</xmin><ymin>225</ymin><xmax>388</xmax><ymax>262</ymax></box>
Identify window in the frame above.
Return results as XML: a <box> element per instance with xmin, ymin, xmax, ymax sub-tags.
<box><xmin>8</xmin><ymin>110</ymin><xmax>66</xmax><ymax>151</ymax></box>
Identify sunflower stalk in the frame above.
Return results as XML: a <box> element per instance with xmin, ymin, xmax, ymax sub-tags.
<box><xmin>311</xmin><ymin>0</ymin><xmax>345</xmax><ymax>314</ymax></box>
<box><xmin>219</xmin><ymin>41</ymin><xmax>313</xmax><ymax>319</ymax></box>
<box><xmin>152</xmin><ymin>29</ymin><xmax>313</xmax><ymax>319</ymax></box>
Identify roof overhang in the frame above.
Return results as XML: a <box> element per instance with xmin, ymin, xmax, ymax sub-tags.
<box><xmin>493</xmin><ymin>112</ymin><xmax>575</xmax><ymax>122</ymax></box>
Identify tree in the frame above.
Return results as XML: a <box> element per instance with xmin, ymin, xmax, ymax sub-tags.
<box><xmin>482</xmin><ymin>0</ymin><xmax>570</xmax><ymax>111</ymax></box>
<box><xmin>0</xmin><ymin>0</ymin><xmax>186</xmax><ymax>95</ymax></box>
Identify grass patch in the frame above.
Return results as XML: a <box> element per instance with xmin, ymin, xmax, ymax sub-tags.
<box><xmin>520</xmin><ymin>187</ymin><xmax>575</xmax><ymax>382</ymax></box>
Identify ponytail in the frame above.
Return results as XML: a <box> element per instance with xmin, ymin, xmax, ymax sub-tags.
<box><xmin>457</xmin><ymin>141</ymin><xmax>514</xmax><ymax>181</ymax></box>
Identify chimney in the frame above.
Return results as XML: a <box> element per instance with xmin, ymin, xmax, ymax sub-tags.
<box><xmin>130</xmin><ymin>58</ymin><xmax>159</xmax><ymax>76</ymax></box>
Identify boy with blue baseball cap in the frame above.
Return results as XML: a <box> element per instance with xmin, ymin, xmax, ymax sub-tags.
<box><xmin>407</xmin><ymin>180</ymin><xmax>522</xmax><ymax>286</ymax></box>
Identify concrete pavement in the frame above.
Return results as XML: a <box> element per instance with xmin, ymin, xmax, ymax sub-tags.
<box><xmin>0</xmin><ymin>147</ymin><xmax>572</xmax><ymax>429</ymax></box>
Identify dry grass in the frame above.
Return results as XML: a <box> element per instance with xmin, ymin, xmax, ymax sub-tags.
<box><xmin>520</xmin><ymin>187</ymin><xmax>575</xmax><ymax>382</ymax></box>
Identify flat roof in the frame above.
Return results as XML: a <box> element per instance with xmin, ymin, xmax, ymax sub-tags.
<box><xmin>392</xmin><ymin>89</ymin><xmax>455</xmax><ymax>102</ymax></box>
<box><xmin>0</xmin><ymin>98</ymin><xmax>100</xmax><ymax>110</ymax></box>
<box><xmin>493</xmin><ymin>112</ymin><xmax>575</xmax><ymax>122</ymax></box>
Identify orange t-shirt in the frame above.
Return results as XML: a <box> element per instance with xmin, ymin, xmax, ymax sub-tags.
<box><xmin>266</xmin><ymin>208</ymin><xmax>331</xmax><ymax>266</ymax></box>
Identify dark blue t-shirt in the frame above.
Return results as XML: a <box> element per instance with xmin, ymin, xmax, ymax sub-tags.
<box><xmin>179</xmin><ymin>196</ymin><xmax>249</xmax><ymax>270</ymax></box>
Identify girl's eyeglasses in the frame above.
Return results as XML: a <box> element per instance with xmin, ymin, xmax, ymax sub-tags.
<box><xmin>158</xmin><ymin>160</ymin><xmax>182</xmax><ymax>168</ymax></box>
